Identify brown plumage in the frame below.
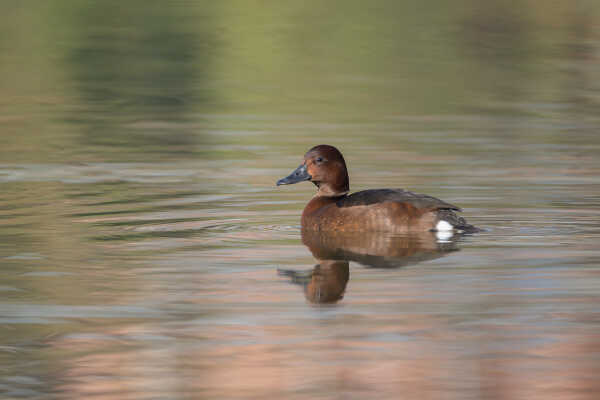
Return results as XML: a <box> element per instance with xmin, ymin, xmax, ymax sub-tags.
<box><xmin>277</xmin><ymin>144</ymin><xmax>478</xmax><ymax>233</ymax></box>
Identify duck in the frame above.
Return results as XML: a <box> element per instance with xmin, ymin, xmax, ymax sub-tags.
<box><xmin>276</xmin><ymin>144</ymin><xmax>478</xmax><ymax>234</ymax></box>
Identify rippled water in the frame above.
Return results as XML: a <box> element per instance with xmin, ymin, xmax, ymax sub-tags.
<box><xmin>2</xmin><ymin>2</ymin><xmax>600</xmax><ymax>399</ymax></box>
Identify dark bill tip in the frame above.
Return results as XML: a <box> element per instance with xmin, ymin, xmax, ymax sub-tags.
<box><xmin>276</xmin><ymin>164</ymin><xmax>311</xmax><ymax>186</ymax></box>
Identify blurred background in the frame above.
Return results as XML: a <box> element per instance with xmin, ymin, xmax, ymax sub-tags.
<box><xmin>1</xmin><ymin>1</ymin><xmax>600</xmax><ymax>399</ymax></box>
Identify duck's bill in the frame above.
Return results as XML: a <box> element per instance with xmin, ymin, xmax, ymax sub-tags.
<box><xmin>276</xmin><ymin>164</ymin><xmax>311</xmax><ymax>185</ymax></box>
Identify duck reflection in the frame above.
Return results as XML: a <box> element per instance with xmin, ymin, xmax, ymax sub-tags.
<box><xmin>279</xmin><ymin>259</ymin><xmax>350</xmax><ymax>304</ymax></box>
<box><xmin>279</xmin><ymin>229</ymin><xmax>460</xmax><ymax>304</ymax></box>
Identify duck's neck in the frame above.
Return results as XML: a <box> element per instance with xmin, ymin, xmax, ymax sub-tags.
<box><xmin>316</xmin><ymin>186</ymin><xmax>348</xmax><ymax>197</ymax></box>
<box><xmin>312</xmin><ymin>172</ymin><xmax>349</xmax><ymax>198</ymax></box>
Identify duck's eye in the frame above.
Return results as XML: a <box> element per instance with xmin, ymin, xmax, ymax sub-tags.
<box><xmin>315</xmin><ymin>157</ymin><xmax>324</xmax><ymax>163</ymax></box>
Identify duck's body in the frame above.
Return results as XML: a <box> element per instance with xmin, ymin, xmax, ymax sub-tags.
<box><xmin>277</xmin><ymin>145</ymin><xmax>477</xmax><ymax>234</ymax></box>
<box><xmin>302</xmin><ymin>188</ymin><xmax>472</xmax><ymax>233</ymax></box>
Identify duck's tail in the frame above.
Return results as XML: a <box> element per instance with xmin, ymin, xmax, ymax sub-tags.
<box><xmin>435</xmin><ymin>209</ymin><xmax>480</xmax><ymax>234</ymax></box>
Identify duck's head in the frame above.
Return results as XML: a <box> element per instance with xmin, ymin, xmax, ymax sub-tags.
<box><xmin>277</xmin><ymin>144</ymin><xmax>349</xmax><ymax>197</ymax></box>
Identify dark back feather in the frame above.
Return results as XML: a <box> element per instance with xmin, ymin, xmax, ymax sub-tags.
<box><xmin>336</xmin><ymin>189</ymin><xmax>461</xmax><ymax>211</ymax></box>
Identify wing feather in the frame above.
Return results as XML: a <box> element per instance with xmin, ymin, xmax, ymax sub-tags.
<box><xmin>336</xmin><ymin>189</ymin><xmax>461</xmax><ymax>211</ymax></box>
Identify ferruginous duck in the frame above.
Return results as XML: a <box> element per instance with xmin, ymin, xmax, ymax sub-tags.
<box><xmin>276</xmin><ymin>145</ymin><xmax>478</xmax><ymax>234</ymax></box>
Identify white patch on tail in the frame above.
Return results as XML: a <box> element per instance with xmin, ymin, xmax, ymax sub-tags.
<box><xmin>435</xmin><ymin>220</ymin><xmax>454</xmax><ymax>242</ymax></box>
<box><xmin>435</xmin><ymin>220</ymin><xmax>453</xmax><ymax>231</ymax></box>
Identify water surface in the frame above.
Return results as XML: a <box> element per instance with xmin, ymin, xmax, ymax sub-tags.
<box><xmin>2</xmin><ymin>2</ymin><xmax>600</xmax><ymax>399</ymax></box>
